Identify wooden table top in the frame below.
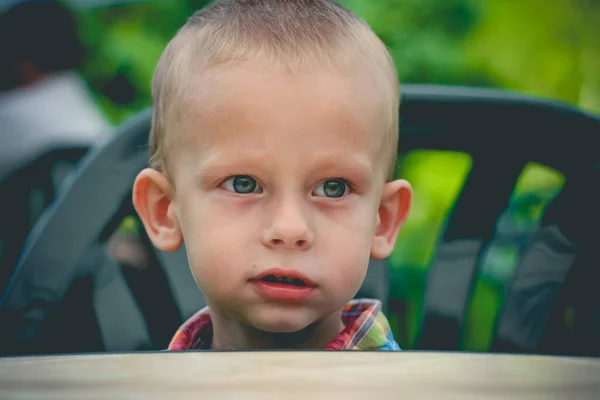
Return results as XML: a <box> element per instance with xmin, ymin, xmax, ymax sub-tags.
<box><xmin>0</xmin><ymin>351</ymin><xmax>599</xmax><ymax>399</ymax></box>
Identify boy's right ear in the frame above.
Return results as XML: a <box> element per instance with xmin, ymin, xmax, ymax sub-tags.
<box><xmin>132</xmin><ymin>168</ymin><xmax>183</xmax><ymax>252</ymax></box>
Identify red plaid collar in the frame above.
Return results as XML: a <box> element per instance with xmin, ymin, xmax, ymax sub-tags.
<box><xmin>168</xmin><ymin>299</ymin><xmax>388</xmax><ymax>351</ymax></box>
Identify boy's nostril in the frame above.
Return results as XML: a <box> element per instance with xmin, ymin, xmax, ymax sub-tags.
<box><xmin>268</xmin><ymin>238</ymin><xmax>308</xmax><ymax>248</ymax></box>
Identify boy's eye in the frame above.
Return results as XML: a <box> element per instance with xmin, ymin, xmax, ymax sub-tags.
<box><xmin>221</xmin><ymin>175</ymin><xmax>262</xmax><ymax>194</ymax></box>
<box><xmin>313</xmin><ymin>179</ymin><xmax>350</xmax><ymax>198</ymax></box>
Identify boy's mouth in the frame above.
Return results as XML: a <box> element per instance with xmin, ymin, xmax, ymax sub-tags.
<box><xmin>251</xmin><ymin>268</ymin><xmax>315</xmax><ymax>287</ymax></box>
<box><xmin>259</xmin><ymin>274</ymin><xmax>308</xmax><ymax>287</ymax></box>
<box><xmin>250</xmin><ymin>268</ymin><xmax>316</xmax><ymax>302</ymax></box>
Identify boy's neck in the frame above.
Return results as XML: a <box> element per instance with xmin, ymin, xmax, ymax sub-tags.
<box><xmin>209</xmin><ymin>307</ymin><xmax>345</xmax><ymax>350</ymax></box>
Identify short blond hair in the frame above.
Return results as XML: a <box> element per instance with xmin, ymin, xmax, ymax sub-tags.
<box><xmin>150</xmin><ymin>0</ymin><xmax>400</xmax><ymax>179</ymax></box>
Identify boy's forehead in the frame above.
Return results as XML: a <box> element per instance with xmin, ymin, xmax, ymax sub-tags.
<box><xmin>184</xmin><ymin>62</ymin><xmax>384</xmax><ymax>124</ymax></box>
<box><xmin>174</xmin><ymin>61</ymin><xmax>390</xmax><ymax>170</ymax></box>
<box><xmin>182</xmin><ymin>61</ymin><xmax>384</xmax><ymax>114</ymax></box>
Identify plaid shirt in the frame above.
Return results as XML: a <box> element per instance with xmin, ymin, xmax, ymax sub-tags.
<box><xmin>168</xmin><ymin>299</ymin><xmax>401</xmax><ymax>351</ymax></box>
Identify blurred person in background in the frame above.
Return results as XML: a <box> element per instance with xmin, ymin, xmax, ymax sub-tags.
<box><xmin>0</xmin><ymin>0</ymin><xmax>110</xmax><ymax>180</ymax></box>
<box><xmin>0</xmin><ymin>0</ymin><xmax>111</xmax><ymax>288</ymax></box>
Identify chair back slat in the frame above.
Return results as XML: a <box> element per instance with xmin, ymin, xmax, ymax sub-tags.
<box><xmin>416</xmin><ymin>157</ymin><xmax>525</xmax><ymax>350</ymax></box>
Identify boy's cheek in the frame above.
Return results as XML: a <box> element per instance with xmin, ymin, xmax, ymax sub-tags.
<box><xmin>185</xmin><ymin>229</ymin><xmax>243</xmax><ymax>286</ymax></box>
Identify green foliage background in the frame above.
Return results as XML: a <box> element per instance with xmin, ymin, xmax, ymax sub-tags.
<box><xmin>73</xmin><ymin>0</ymin><xmax>600</xmax><ymax>350</ymax></box>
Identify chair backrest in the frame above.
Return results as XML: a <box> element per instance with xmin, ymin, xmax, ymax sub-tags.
<box><xmin>396</xmin><ymin>86</ymin><xmax>600</xmax><ymax>355</ymax></box>
<box><xmin>0</xmin><ymin>85</ymin><xmax>598</xmax><ymax>356</ymax></box>
<box><xmin>0</xmin><ymin>146</ymin><xmax>89</xmax><ymax>292</ymax></box>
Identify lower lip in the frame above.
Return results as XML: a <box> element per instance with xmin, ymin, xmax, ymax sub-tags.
<box><xmin>251</xmin><ymin>280</ymin><xmax>315</xmax><ymax>302</ymax></box>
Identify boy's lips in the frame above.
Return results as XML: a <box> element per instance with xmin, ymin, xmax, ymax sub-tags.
<box><xmin>249</xmin><ymin>268</ymin><xmax>316</xmax><ymax>302</ymax></box>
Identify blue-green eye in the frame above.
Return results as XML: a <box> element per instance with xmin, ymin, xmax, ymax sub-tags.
<box><xmin>313</xmin><ymin>179</ymin><xmax>350</xmax><ymax>198</ymax></box>
<box><xmin>222</xmin><ymin>175</ymin><xmax>262</xmax><ymax>194</ymax></box>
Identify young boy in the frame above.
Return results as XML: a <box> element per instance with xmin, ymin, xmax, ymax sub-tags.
<box><xmin>133</xmin><ymin>0</ymin><xmax>412</xmax><ymax>351</ymax></box>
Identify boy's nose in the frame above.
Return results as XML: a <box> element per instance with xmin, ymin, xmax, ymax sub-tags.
<box><xmin>262</xmin><ymin>199</ymin><xmax>314</xmax><ymax>250</ymax></box>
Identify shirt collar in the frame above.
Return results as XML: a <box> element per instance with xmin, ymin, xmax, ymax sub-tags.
<box><xmin>168</xmin><ymin>299</ymin><xmax>399</xmax><ymax>351</ymax></box>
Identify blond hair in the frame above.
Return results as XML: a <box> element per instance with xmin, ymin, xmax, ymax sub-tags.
<box><xmin>150</xmin><ymin>0</ymin><xmax>400</xmax><ymax>179</ymax></box>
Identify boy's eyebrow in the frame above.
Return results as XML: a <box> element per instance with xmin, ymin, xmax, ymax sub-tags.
<box><xmin>310</xmin><ymin>156</ymin><xmax>378</xmax><ymax>189</ymax></box>
<box><xmin>193</xmin><ymin>150</ymin><xmax>376</xmax><ymax>181</ymax></box>
<box><xmin>309</xmin><ymin>154</ymin><xmax>374</xmax><ymax>176</ymax></box>
<box><xmin>192</xmin><ymin>150</ymin><xmax>223</xmax><ymax>177</ymax></box>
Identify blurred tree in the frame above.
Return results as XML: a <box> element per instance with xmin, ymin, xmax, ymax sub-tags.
<box><xmin>340</xmin><ymin>0</ymin><xmax>492</xmax><ymax>86</ymax></box>
<box><xmin>73</xmin><ymin>0</ymin><xmax>599</xmax><ymax>119</ymax></box>
<box><xmin>465</xmin><ymin>0</ymin><xmax>600</xmax><ymax>113</ymax></box>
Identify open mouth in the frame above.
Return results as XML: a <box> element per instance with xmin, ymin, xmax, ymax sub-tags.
<box><xmin>250</xmin><ymin>268</ymin><xmax>316</xmax><ymax>288</ymax></box>
<box><xmin>250</xmin><ymin>268</ymin><xmax>316</xmax><ymax>301</ymax></box>
<box><xmin>259</xmin><ymin>274</ymin><xmax>308</xmax><ymax>287</ymax></box>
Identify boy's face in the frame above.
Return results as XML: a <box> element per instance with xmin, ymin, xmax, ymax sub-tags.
<box><xmin>134</xmin><ymin>61</ymin><xmax>411</xmax><ymax>334</ymax></box>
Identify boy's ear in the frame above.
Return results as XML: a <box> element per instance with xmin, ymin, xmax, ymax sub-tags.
<box><xmin>132</xmin><ymin>168</ymin><xmax>183</xmax><ymax>252</ymax></box>
<box><xmin>370</xmin><ymin>179</ymin><xmax>412</xmax><ymax>260</ymax></box>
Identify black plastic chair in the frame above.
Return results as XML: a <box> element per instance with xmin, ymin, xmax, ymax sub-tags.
<box><xmin>403</xmin><ymin>87</ymin><xmax>600</xmax><ymax>356</ymax></box>
<box><xmin>0</xmin><ymin>84</ymin><xmax>598</xmax><ymax>356</ymax></box>
<box><xmin>0</xmin><ymin>145</ymin><xmax>90</xmax><ymax>293</ymax></box>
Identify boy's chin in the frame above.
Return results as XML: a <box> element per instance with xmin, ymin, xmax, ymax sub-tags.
<box><xmin>246</xmin><ymin>307</ymin><xmax>318</xmax><ymax>334</ymax></box>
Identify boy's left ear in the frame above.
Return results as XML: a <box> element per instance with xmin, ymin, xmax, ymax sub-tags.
<box><xmin>371</xmin><ymin>179</ymin><xmax>412</xmax><ymax>260</ymax></box>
